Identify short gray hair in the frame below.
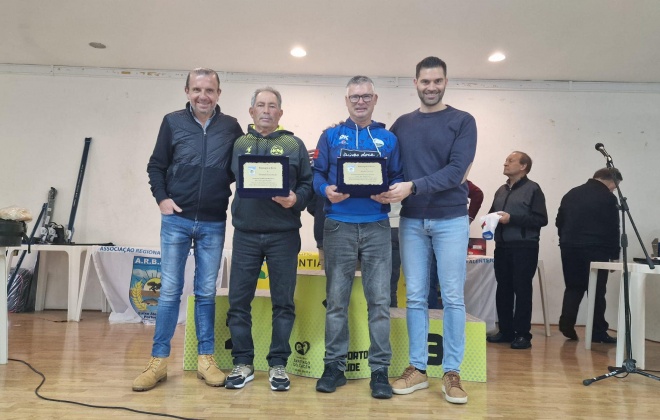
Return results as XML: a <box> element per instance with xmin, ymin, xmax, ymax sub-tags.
<box><xmin>251</xmin><ymin>87</ymin><xmax>282</xmax><ymax>108</ymax></box>
<box><xmin>594</xmin><ymin>167</ymin><xmax>623</xmax><ymax>182</ymax></box>
<box><xmin>346</xmin><ymin>75</ymin><xmax>375</xmax><ymax>93</ymax></box>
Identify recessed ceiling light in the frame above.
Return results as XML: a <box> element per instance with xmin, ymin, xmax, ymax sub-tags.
<box><xmin>89</xmin><ymin>42</ymin><xmax>107</xmax><ymax>49</ymax></box>
<box><xmin>290</xmin><ymin>47</ymin><xmax>306</xmax><ymax>58</ymax></box>
<box><xmin>488</xmin><ymin>52</ymin><xmax>505</xmax><ymax>62</ymax></box>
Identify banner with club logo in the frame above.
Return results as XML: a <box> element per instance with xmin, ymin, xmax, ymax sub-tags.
<box><xmin>183</xmin><ymin>271</ymin><xmax>486</xmax><ymax>382</ymax></box>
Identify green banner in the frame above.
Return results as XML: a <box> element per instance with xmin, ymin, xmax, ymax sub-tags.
<box><xmin>184</xmin><ymin>271</ymin><xmax>486</xmax><ymax>382</ymax></box>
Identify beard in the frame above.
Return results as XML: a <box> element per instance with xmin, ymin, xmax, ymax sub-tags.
<box><xmin>417</xmin><ymin>88</ymin><xmax>445</xmax><ymax>107</ymax></box>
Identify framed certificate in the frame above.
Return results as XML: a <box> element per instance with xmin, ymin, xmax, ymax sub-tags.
<box><xmin>336</xmin><ymin>157</ymin><xmax>388</xmax><ymax>197</ymax></box>
<box><xmin>237</xmin><ymin>155</ymin><xmax>289</xmax><ymax>198</ymax></box>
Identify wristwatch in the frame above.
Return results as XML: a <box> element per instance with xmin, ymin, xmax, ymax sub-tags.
<box><xmin>410</xmin><ymin>181</ymin><xmax>417</xmax><ymax>196</ymax></box>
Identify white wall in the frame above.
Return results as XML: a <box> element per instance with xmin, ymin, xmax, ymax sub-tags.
<box><xmin>2</xmin><ymin>68</ymin><xmax>659</xmax><ymax>339</ymax></box>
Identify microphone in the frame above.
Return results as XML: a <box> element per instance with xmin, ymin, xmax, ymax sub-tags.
<box><xmin>595</xmin><ymin>143</ymin><xmax>612</xmax><ymax>161</ymax></box>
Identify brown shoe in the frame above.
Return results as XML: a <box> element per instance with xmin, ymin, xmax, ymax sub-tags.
<box><xmin>442</xmin><ymin>371</ymin><xmax>468</xmax><ymax>404</ymax></box>
<box><xmin>391</xmin><ymin>365</ymin><xmax>429</xmax><ymax>395</ymax></box>
<box><xmin>197</xmin><ymin>354</ymin><xmax>226</xmax><ymax>387</ymax></box>
<box><xmin>132</xmin><ymin>357</ymin><xmax>168</xmax><ymax>392</ymax></box>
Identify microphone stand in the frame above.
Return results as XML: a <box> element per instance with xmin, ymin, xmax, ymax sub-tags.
<box><xmin>583</xmin><ymin>154</ymin><xmax>659</xmax><ymax>385</ymax></box>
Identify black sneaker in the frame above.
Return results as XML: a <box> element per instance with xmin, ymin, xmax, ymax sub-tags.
<box><xmin>316</xmin><ymin>362</ymin><xmax>347</xmax><ymax>393</ymax></box>
<box><xmin>559</xmin><ymin>324</ymin><xmax>578</xmax><ymax>341</ymax></box>
<box><xmin>268</xmin><ymin>365</ymin><xmax>290</xmax><ymax>391</ymax></box>
<box><xmin>486</xmin><ymin>332</ymin><xmax>514</xmax><ymax>343</ymax></box>
<box><xmin>511</xmin><ymin>336</ymin><xmax>532</xmax><ymax>349</ymax></box>
<box><xmin>370</xmin><ymin>368</ymin><xmax>392</xmax><ymax>399</ymax></box>
<box><xmin>592</xmin><ymin>332</ymin><xmax>617</xmax><ymax>344</ymax></box>
<box><xmin>225</xmin><ymin>364</ymin><xmax>254</xmax><ymax>389</ymax></box>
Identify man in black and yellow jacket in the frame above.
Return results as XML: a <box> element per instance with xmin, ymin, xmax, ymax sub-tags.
<box><xmin>225</xmin><ymin>87</ymin><xmax>313</xmax><ymax>392</ymax></box>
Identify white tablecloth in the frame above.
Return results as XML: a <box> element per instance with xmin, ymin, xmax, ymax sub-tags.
<box><xmin>93</xmin><ymin>246</ymin><xmax>228</xmax><ymax>324</ymax></box>
<box><xmin>465</xmin><ymin>256</ymin><xmax>497</xmax><ymax>333</ymax></box>
<box><xmin>93</xmin><ymin>246</ymin><xmax>495</xmax><ymax>329</ymax></box>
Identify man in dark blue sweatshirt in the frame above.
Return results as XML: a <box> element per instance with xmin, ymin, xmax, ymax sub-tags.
<box><xmin>381</xmin><ymin>57</ymin><xmax>477</xmax><ymax>404</ymax></box>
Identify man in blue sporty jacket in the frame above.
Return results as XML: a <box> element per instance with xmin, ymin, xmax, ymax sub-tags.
<box><xmin>313</xmin><ymin>75</ymin><xmax>403</xmax><ymax>399</ymax></box>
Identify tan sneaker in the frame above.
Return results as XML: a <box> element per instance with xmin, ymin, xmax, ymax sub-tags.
<box><xmin>391</xmin><ymin>365</ymin><xmax>429</xmax><ymax>395</ymax></box>
<box><xmin>197</xmin><ymin>354</ymin><xmax>226</xmax><ymax>387</ymax></box>
<box><xmin>132</xmin><ymin>357</ymin><xmax>168</xmax><ymax>392</ymax></box>
<box><xmin>442</xmin><ymin>371</ymin><xmax>468</xmax><ymax>404</ymax></box>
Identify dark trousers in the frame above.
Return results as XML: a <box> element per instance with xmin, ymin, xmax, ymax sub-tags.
<box><xmin>227</xmin><ymin>229</ymin><xmax>300</xmax><ymax>367</ymax></box>
<box><xmin>559</xmin><ymin>247</ymin><xmax>610</xmax><ymax>334</ymax></box>
<box><xmin>390</xmin><ymin>227</ymin><xmax>401</xmax><ymax>307</ymax></box>
<box><xmin>493</xmin><ymin>246</ymin><xmax>539</xmax><ymax>340</ymax></box>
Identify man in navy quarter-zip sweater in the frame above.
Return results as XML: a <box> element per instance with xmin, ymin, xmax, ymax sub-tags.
<box><xmin>381</xmin><ymin>56</ymin><xmax>477</xmax><ymax>405</ymax></box>
<box><xmin>136</xmin><ymin>68</ymin><xmax>244</xmax><ymax>392</ymax></box>
<box><xmin>313</xmin><ymin>75</ymin><xmax>403</xmax><ymax>399</ymax></box>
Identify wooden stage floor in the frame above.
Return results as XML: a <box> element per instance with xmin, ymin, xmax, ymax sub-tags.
<box><xmin>1</xmin><ymin>310</ymin><xmax>659</xmax><ymax>419</ymax></box>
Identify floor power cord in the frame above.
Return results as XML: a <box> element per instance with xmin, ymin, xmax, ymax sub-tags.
<box><xmin>9</xmin><ymin>358</ymin><xmax>201</xmax><ymax>420</ymax></box>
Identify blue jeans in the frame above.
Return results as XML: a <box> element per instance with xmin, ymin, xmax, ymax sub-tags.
<box><xmin>152</xmin><ymin>214</ymin><xmax>226</xmax><ymax>357</ymax></box>
<box><xmin>227</xmin><ymin>229</ymin><xmax>300</xmax><ymax>367</ymax></box>
<box><xmin>323</xmin><ymin>219</ymin><xmax>392</xmax><ymax>372</ymax></box>
<box><xmin>400</xmin><ymin>215</ymin><xmax>468</xmax><ymax>373</ymax></box>
<box><xmin>428</xmin><ymin>253</ymin><xmax>444</xmax><ymax>309</ymax></box>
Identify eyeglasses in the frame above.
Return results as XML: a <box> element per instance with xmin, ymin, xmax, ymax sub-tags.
<box><xmin>347</xmin><ymin>94</ymin><xmax>374</xmax><ymax>103</ymax></box>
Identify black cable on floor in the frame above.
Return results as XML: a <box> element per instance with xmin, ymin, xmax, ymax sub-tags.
<box><xmin>9</xmin><ymin>358</ymin><xmax>202</xmax><ymax>420</ymax></box>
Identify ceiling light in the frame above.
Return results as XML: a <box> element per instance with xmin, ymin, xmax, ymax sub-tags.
<box><xmin>488</xmin><ymin>52</ymin><xmax>505</xmax><ymax>62</ymax></box>
<box><xmin>89</xmin><ymin>42</ymin><xmax>107</xmax><ymax>49</ymax></box>
<box><xmin>290</xmin><ymin>47</ymin><xmax>306</xmax><ymax>58</ymax></box>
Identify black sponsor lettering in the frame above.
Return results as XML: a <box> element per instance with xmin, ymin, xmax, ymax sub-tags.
<box><xmin>347</xmin><ymin>363</ymin><xmax>361</xmax><ymax>371</ymax></box>
<box><xmin>347</xmin><ymin>350</ymin><xmax>369</xmax><ymax>360</ymax></box>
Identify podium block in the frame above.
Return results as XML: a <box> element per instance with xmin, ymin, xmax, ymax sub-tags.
<box><xmin>183</xmin><ymin>270</ymin><xmax>486</xmax><ymax>382</ymax></box>
<box><xmin>389</xmin><ymin>308</ymin><xmax>486</xmax><ymax>382</ymax></box>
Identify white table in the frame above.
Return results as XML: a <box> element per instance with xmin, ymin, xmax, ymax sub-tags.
<box><xmin>5</xmin><ymin>244</ymin><xmax>93</xmax><ymax>321</ymax></box>
<box><xmin>586</xmin><ymin>261</ymin><xmax>659</xmax><ymax>369</ymax></box>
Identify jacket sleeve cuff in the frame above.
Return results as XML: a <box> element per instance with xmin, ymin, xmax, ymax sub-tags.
<box><xmin>292</xmin><ymin>193</ymin><xmax>305</xmax><ymax>212</ymax></box>
<box><xmin>413</xmin><ymin>178</ymin><xmax>425</xmax><ymax>195</ymax></box>
<box><xmin>154</xmin><ymin>191</ymin><xmax>169</xmax><ymax>204</ymax></box>
<box><xmin>320</xmin><ymin>183</ymin><xmax>329</xmax><ymax>198</ymax></box>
